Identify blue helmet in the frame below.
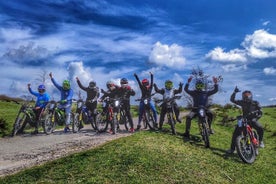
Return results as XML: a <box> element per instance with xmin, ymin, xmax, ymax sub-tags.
<box><xmin>38</xmin><ymin>84</ymin><xmax>46</xmax><ymax>92</ymax></box>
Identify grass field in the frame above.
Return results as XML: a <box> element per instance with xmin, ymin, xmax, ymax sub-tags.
<box><xmin>0</xmin><ymin>101</ymin><xmax>275</xmax><ymax>183</ymax></box>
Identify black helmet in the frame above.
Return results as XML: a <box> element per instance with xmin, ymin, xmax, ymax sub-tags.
<box><xmin>242</xmin><ymin>90</ymin><xmax>252</xmax><ymax>102</ymax></box>
<box><xmin>89</xmin><ymin>81</ymin><xmax>96</xmax><ymax>88</ymax></box>
<box><xmin>120</xmin><ymin>78</ymin><xmax>128</xmax><ymax>85</ymax></box>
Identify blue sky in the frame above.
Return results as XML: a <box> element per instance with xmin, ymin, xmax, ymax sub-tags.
<box><xmin>0</xmin><ymin>0</ymin><xmax>276</xmax><ymax>105</ymax></box>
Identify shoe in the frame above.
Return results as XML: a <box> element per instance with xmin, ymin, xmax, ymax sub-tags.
<box><xmin>226</xmin><ymin>149</ymin><xmax>234</xmax><ymax>154</ymax></box>
<box><xmin>136</xmin><ymin>125</ymin><xmax>141</xmax><ymax>131</ymax></box>
<box><xmin>31</xmin><ymin>130</ymin><xmax>38</xmax><ymax>135</ymax></box>
<box><xmin>210</xmin><ymin>129</ymin><xmax>215</xmax><ymax>134</ymax></box>
<box><xmin>64</xmin><ymin>126</ymin><xmax>70</xmax><ymax>133</ymax></box>
<box><xmin>183</xmin><ymin>132</ymin><xmax>190</xmax><ymax>138</ymax></box>
<box><xmin>79</xmin><ymin>124</ymin><xmax>84</xmax><ymax>130</ymax></box>
<box><xmin>129</xmin><ymin>128</ymin><xmax>135</xmax><ymax>133</ymax></box>
<box><xmin>259</xmin><ymin>141</ymin><xmax>265</xmax><ymax>148</ymax></box>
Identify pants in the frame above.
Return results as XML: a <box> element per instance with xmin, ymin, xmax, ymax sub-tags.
<box><xmin>121</xmin><ymin>103</ymin><xmax>134</xmax><ymax>129</ymax></box>
<box><xmin>185</xmin><ymin>109</ymin><xmax>213</xmax><ymax>133</ymax></box>
<box><xmin>159</xmin><ymin>102</ymin><xmax>180</xmax><ymax>128</ymax></box>
<box><xmin>58</xmin><ymin>103</ymin><xmax>72</xmax><ymax>126</ymax></box>
<box><xmin>138</xmin><ymin>101</ymin><xmax>157</xmax><ymax>125</ymax></box>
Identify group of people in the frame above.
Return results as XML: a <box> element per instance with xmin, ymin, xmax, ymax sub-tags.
<box><xmin>26</xmin><ymin>71</ymin><xmax>265</xmax><ymax>153</ymax></box>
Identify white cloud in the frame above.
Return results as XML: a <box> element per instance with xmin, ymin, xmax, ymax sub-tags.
<box><xmin>263</xmin><ymin>67</ymin><xmax>276</xmax><ymax>75</ymax></box>
<box><xmin>269</xmin><ymin>97</ymin><xmax>276</xmax><ymax>101</ymax></box>
<box><xmin>205</xmin><ymin>47</ymin><xmax>247</xmax><ymax>62</ymax></box>
<box><xmin>149</xmin><ymin>42</ymin><xmax>186</xmax><ymax>69</ymax></box>
<box><xmin>262</xmin><ymin>21</ymin><xmax>270</xmax><ymax>26</ymax></box>
<box><xmin>242</xmin><ymin>29</ymin><xmax>276</xmax><ymax>59</ymax></box>
<box><xmin>221</xmin><ymin>64</ymin><xmax>247</xmax><ymax>72</ymax></box>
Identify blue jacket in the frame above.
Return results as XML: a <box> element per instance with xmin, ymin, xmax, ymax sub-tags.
<box><xmin>28</xmin><ymin>88</ymin><xmax>50</xmax><ymax>108</ymax></box>
<box><xmin>51</xmin><ymin>78</ymin><xmax>73</xmax><ymax>104</ymax></box>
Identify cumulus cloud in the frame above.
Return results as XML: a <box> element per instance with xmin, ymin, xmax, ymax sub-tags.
<box><xmin>221</xmin><ymin>64</ymin><xmax>247</xmax><ymax>72</ymax></box>
<box><xmin>2</xmin><ymin>42</ymin><xmax>51</xmax><ymax>65</ymax></box>
<box><xmin>207</xmin><ymin>29</ymin><xmax>276</xmax><ymax>63</ymax></box>
<box><xmin>263</xmin><ymin>67</ymin><xmax>276</xmax><ymax>75</ymax></box>
<box><xmin>205</xmin><ymin>47</ymin><xmax>247</xmax><ymax>62</ymax></box>
<box><xmin>149</xmin><ymin>42</ymin><xmax>186</xmax><ymax>69</ymax></box>
<box><xmin>242</xmin><ymin>29</ymin><xmax>276</xmax><ymax>59</ymax></box>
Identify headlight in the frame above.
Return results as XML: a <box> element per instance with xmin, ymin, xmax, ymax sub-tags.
<box><xmin>144</xmin><ymin>99</ymin><xmax>148</xmax><ymax>104</ymax></box>
<box><xmin>199</xmin><ymin>108</ymin><xmax>205</xmax><ymax>117</ymax></box>
<box><xmin>77</xmin><ymin>102</ymin><xmax>83</xmax><ymax>108</ymax></box>
<box><xmin>237</xmin><ymin>118</ymin><xmax>243</xmax><ymax>127</ymax></box>
<box><xmin>115</xmin><ymin>100</ymin><xmax>120</xmax><ymax>107</ymax></box>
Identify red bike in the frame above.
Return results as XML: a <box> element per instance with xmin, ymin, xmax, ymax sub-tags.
<box><xmin>235</xmin><ymin>115</ymin><xmax>260</xmax><ymax>164</ymax></box>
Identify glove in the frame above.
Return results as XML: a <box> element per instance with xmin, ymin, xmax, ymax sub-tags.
<box><xmin>179</xmin><ymin>82</ymin><xmax>183</xmax><ymax>87</ymax></box>
<box><xmin>188</xmin><ymin>76</ymin><xmax>193</xmax><ymax>83</ymax></box>
<box><xmin>213</xmin><ymin>77</ymin><xmax>218</xmax><ymax>84</ymax></box>
<box><xmin>234</xmin><ymin>86</ymin><xmax>240</xmax><ymax>93</ymax></box>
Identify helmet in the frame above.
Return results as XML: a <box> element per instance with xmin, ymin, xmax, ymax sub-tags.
<box><xmin>165</xmin><ymin>80</ymin><xmax>173</xmax><ymax>90</ymax></box>
<box><xmin>106</xmin><ymin>80</ymin><xmax>115</xmax><ymax>89</ymax></box>
<box><xmin>120</xmin><ymin>78</ymin><xmax>128</xmax><ymax>85</ymax></box>
<box><xmin>142</xmin><ymin>79</ymin><xmax>149</xmax><ymax>86</ymax></box>
<box><xmin>195</xmin><ymin>80</ymin><xmax>205</xmax><ymax>91</ymax></box>
<box><xmin>89</xmin><ymin>81</ymin><xmax>96</xmax><ymax>88</ymax></box>
<box><xmin>242</xmin><ymin>90</ymin><xmax>252</xmax><ymax>102</ymax></box>
<box><xmin>62</xmin><ymin>80</ymin><xmax>71</xmax><ymax>90</ymax></box>
<box><xmin>38</xmin><ymin>84</ymin><xmax>46</xmax><ymax>93</ymax></box>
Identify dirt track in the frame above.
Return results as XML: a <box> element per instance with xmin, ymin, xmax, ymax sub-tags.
<box><xmin>0</xmin><ymin>125</ymin><xmax>132</xmax><ymax>177</ymax></box>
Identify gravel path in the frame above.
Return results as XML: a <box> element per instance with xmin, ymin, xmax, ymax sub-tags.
<box><xmin>0</xmin><ymin>125</ymin><xmax>132</xmax><ymax>177</ymax></box>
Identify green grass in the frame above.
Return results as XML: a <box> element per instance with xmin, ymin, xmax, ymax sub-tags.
<box><xmin>0</xmin><ymin>102</ymin><xmax>276</xmax><ymax>183</ymax></box>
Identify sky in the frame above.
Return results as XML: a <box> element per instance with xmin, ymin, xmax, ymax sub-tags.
<box><xmin>0</xmin><ymin>0</ymin><xmax>276</xmax><ymax>106</ymax></box>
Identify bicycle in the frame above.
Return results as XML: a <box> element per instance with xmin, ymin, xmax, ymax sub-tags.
<box><xmin>43</xmin><ymin>100</ymin><xmax>74</xmax><ymax>134</ymax></box>
<box><xmin>74</xmin><ymin>99</ymin><xmax>97</xmax><ymax>133</ymax></box>
<box><xmin>96</xmin><ymin>97</ymin><xmax>120</xmax><ymax>134</ymax></box>
<box><xmin>235</xmin><ymin>114</ymin><xmax>260</xmax><ymax>164</ymax></box>
<box><xmin>135</xmin><ymin>96</ymin><xmax>157</xmax><ymax>130</ymax></box>
<box><xmin>156</xmin><ymin>95</ymin><xmax>181</xmax><ymax>135</ymax></box>
<box><xmin>193</xmin><ymin>105</ymin><xmax>211</xmax><ymax>148</ymax></box>
<box><xmin>11</xmin><ymin>100</ymin><xmax>47</xmax><ymax>136</ymax></box>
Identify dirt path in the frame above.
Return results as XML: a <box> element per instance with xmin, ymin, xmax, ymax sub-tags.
<box><xmin>0</xmin><ymin>112</ymin><xmax>187</xmax><ymax>177</ymax></box>
<box><xmin>0</xmin><ymin>125</ymin><xmax>132</xmax><ymax>177</ymax></box>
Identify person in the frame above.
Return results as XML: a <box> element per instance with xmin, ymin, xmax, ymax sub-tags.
<box><xmin>183</xmin><ymin>76</ymin><xmax>218</xmax><ymax>138</ymax></box>
<box><xmin>49</xmin><ymin>72</ymin><xmax>74</xmax><ymax>133</ymax></box>
<box><xmin>134</xmin><ymin>72</ymin><xmax>158</xmax><ymax>130</ymax></box>
<box><xmin>76</xmin><ymin>77</ymin><xmax>100</xmax><ymax>129</ymax></box>
<box><xmin>99</xmin><ymin>80</ymin><xmax>121</xmax><ymax>133</ymax></box>
<box><xmin>118</xmin><ymin>78</ymin><xmax>136</xmax><ymax>133</ymax></box>
<box><xmin>226</xmin><ymin>87</ymin><xmax>264</xmax><ymax>154</ymax></box>
<box><xmin>154</xmin><ymin>80</ymin><xmax>183</xmax><ymax>130</ymax></box>
<box><xmin>27</xmin><ymin>83</ymin><xmax>50</xmax><ymax>134</ymax></box>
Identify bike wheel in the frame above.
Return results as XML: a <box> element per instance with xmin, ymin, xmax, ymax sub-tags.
<box><xmin>120</xmin><ymin>110</ymin><xmax>130</xmax><ymax>131</ymax></box>
<box><xmin>145</xmin><ymin>111</ymin><xmax>156</xmax><ymax>130</ymax></box>
<box><xmin>12</xmin><ymin>112</ymin><xmax>27</xmax><ymax>136</ymax></box>
<box><xmin>43</xmin><ymin>112</ymin><xmax>56</xmax><ymax>135</ymax></box>
<box><xmin>236</xmin><ymin>135</ymin><xmax>256</xmax><ymax>164</ymax></box>
<box><xmin>90</xmin><ymin>113</ymin><xmax>97</xmax><ymax>131</ymax></box>
<box><xmin>168</xmin><ymin>113</ymin><xmax>176</xmax><ymax>135</ymax></box>
<box><xmin>72</xmin><ymin>113</ymin><xmax>80</xmax><ymax>133</ymax></box>
<box><xmin>96</xmin><ymin>113</ymin><xmax>108</xmax><ymax>133</ymax></box>
<box><xmin>201</xmin><ymin>120</ymin><xmax>210</xmax><ymax>148</ymax></box>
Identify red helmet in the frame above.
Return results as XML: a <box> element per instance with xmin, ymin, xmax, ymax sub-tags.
<box><xmin>142</xmin><ymin>79</ymin><xmax>149</xmax><ymax>86</ymax></box>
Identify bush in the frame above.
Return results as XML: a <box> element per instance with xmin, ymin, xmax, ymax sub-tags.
<box><xmin>0</xmin><ymin>118</ymin><xmax>9</xmax><ymax>137</ymax></box>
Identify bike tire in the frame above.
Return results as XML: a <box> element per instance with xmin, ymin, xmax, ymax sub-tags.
<box><xmin>72</xmin><ymin>113</ymin><xmax>80</xmax><ymax>133</ymax></box>
<box><xmin>43</xmin><ymin>112</ymin><xmax>56</xmax><ymax>135</ymax></box>
<box><xmin>96</xmin><ymin>113</ymin><xmax>108</xmax><ymax>133</ymax></box>
<box><xmin>168</xmin><ymin>113</ymin><xmax>176</xmax><ymax>135</ymax></box>
<box><xmin>201</xmin><ymin>119</ymin><xmax>210</xmax><ymax>148</ymax></box>
<box><xmin>90</xmin><ymin>113</ymin><xmax>97</xmax><ymax>130</ymax></box>
<box><xmin>236</xmin><ymin>135</ymin><xmax>256</xmax><ymax>164</ymax></box>
<box><xmin>145</xmin><ymin>111</ymin><xmax>156</xmax><ymax>130</ymax></box>
<box><xmin>12</xmin><ymin>112</ymin><xmax>27</xmax><ymax>136</ymax></box>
